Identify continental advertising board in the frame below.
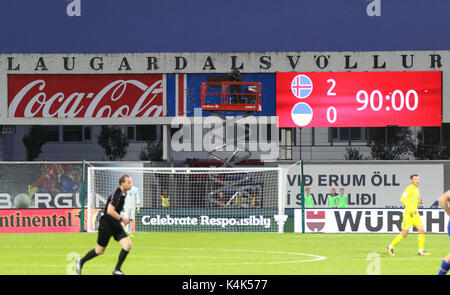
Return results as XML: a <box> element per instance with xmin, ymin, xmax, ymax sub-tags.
<box><xmin>0</xmin><ymin>209</ymin><xmax>83</xmax><ymax>233</ymax></box>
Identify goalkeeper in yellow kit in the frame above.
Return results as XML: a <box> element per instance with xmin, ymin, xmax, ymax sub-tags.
<box><xmin>387</xmin><ymin>174</ymin><xmax>431</xmax><ymax>256</ymax></box>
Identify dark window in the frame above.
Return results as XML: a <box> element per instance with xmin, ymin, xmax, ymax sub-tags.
<box><xmin>42</xmin><ymin>126</ymin><xmax>59</xmax><ymax>142</ymax></box>
<box><xmin>63</xmin><ymin>126</ymin><xmax>83</xmax><ymax>142</ymax></box>
<box><xmin>331</xmin><ymin>127</ymin><xmax>338</xmax><ymax>140</ymax></box>
<box><xmin>84</xmin><ymin>127</ymin><xmax>91</xmax><ymax>141</ymax></box>
<box><xmin>266</xmin><ymin>124</ymin><xmax>272</xmax><ymax>142</ymax></box>
<box><xmin>443</xmin><ymin>124</ymin><xmax>450</xmax><ymax>144</ymax></box>
<box><xmin>343</xmin><ymin>128</ymin><xmax>361</xmax><ymax>140</ymax></box>
<box><xmin>331</xmin><ymin>128</ymin><xmax>364</xmax><ymax>141</ymax></box>
<box><xmin>127</xmin><ymin>126</ymin><xmax>135</xmax><ymax>140</ymax></box>
<box><xmin>421</xmin><ymin>127</ymin><xmax>441</xmax><ymax>145</ymax></box>
<box><xmin>260</xmin><ymin>124</ymin><xmax>272</xmax><ymax>142</ymax></box>
<box><xmin>245</xmin><ymin>124</ymin><xmax>250</xmax><ymax>142</ymax></box>
<box><xmin>367</xmin><ymin>127</ymin><xmax>385</xmax><ymax>141</ymax></box>
<box><xmin>136</xmin><ymin>125</ymin><xmax>157</xmax><ymax>141</ymax></box>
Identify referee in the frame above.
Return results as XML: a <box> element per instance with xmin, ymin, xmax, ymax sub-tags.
<box><xmin>76</xmin><ymin>174</ymin><xmax>133</xmax><ymax>275</ymax></box>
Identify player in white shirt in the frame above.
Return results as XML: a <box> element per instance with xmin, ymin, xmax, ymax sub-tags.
<box><xmin>122</xmin><ymin>178</ymin><xmax>141</xmax><ymax>236</ymax></box>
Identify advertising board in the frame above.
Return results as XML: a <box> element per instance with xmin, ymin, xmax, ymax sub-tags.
<box><xmin>8</xmin><ymin>74</ymin><xmax>163</xmax><ymax>119</ymax></box>
<box><xmin>280</xmin><ymin>163</ymin><xmax>444</xmax><ymax>209</ymax></box>
<box><xmin>294</xmin><ymin>209</ymin><xmax>449</xmax><ymax>234</ymax></box>
<box><xmin>0</xmin><ymin>209</ymin><xmax>82</xmax><ymax>233</ymax></box>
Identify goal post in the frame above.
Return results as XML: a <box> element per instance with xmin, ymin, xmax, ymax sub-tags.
<box><xmin>87</xmin><ymin>167</ymin><xmax>286</xmax><ymax>233</ymax></box>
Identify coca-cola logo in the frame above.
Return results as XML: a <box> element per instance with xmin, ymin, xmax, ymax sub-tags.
<box><xmin>8</xmin><ymin>74</ymin><xmax>164</xmax><ymax>118</ymax></box>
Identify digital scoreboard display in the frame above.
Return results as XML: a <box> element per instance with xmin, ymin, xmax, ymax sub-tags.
<box><xmin>276</xmin><ymin>72</ymin><xmax>442</xmax><ymax>127</ymax></box>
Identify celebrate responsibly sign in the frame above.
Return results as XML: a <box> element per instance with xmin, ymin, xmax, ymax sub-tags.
<box><xmin>136</xmin><ymin>210</ymin><xmax>280</xmax><ymax>232</ymax></box>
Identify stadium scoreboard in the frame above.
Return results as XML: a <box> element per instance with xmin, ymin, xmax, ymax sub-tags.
<box><xmin>276</xmin><ymin>71</ymin><xmax>442</xmax><ymax>127</ymax></box>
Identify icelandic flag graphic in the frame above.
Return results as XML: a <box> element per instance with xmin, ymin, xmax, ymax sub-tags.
<box><xmin>291</xmin><ymin>74</ymin><xmax>313</xmax><ymax>98</ymax></box>
<box><xmin>291</xmin><ymin>102</ymin><xmax>313</xmax><ymax>127</ymax></box>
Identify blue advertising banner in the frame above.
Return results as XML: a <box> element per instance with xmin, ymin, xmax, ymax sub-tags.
<box><xmin>1</xmin><ymin>0</ymin><xmax>449</xmax><ymax>53</ymax></box>
<box><xmin>166</xmin><ymin>73</ymin><xmax>276</xmax><ymax>117</ymax></box>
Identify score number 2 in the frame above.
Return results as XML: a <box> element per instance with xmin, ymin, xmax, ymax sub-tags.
<box><xmin>327</xmin><ymin>79</ymin><xmax>337</xmax><ymax>123</ymax></box>
<box><xmin>327</xmin><ymin>79</ymin><xmax>336</xmax><ymax>96</ymax></box>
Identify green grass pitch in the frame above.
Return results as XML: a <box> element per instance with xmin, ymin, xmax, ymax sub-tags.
<box><xmin>0</xmin><ymin>232</ymin><xmax>448</xmax><ymax>275</ymax></box>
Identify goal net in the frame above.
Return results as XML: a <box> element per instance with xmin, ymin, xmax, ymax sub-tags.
<box><xmin>87</xmin><ymin>167</ymin><xmax>286</xmax><ymax>233</ymax></box>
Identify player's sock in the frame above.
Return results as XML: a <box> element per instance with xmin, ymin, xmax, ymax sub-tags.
<box><xmin>438</xmin><ymin>260</ymin><xmax>450</xmax><ymax>275</ymax></box>
<box><xmin>80</xmin><ymin>249</ymin><xmax>98</xmax><ymax>267</ymax></box>
<box><xmin>418</xmin><ymin>234</ymin><xmax>425</xmax><ymax>252</ymax></box>
<box><xmin>389</xmin><ymin>234</ymin><xmax>404</xmax><ymax>248</ymax></box>
<box><xmin>115</xmin><ymin>249</ymin><xmax>129</xmax><ymax>271</ymax></box>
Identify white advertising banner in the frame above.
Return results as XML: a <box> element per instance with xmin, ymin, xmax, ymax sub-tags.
<box><xmin>281</xmin><ymin>162</ymin><xmax>444</xmax><ymax>209</ymax></box>
<box><xmin>294</xmin><ymin>209</ymin><xmax>449</xmax><ymax>234</ymax></box>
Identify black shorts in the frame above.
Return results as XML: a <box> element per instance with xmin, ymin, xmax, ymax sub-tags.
<box><xmin>97</xmin><ymin>216</ymin><xmax>128</xmax><ymax>248</ymax></box>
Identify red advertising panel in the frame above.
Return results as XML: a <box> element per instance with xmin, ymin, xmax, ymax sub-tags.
<box><xmin>276</xmin><ymin>72</ymin><xmax>442</xmax><ymax>127</ymax></box>
<box><xmin>0</xmin><ymin>209</ymin><xmax>82</xmax><ymax>233</ymax></box>
<box><xmin>7</xmin><ymin>74</ymin><xmax>163</xmax><ymax>118</ymax></box>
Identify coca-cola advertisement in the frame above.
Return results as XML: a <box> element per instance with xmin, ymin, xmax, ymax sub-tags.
<box><xmin>7</xmin><ymin>74</ymin><xmax>163</xmax><ymax>118</ymax></box>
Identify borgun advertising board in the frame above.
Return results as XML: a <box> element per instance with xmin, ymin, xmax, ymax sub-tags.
<box><xmin>294</xmin><ymin>209</ymin><xmax>450</xmax><ymax>234</ymax></box>
<box><xmin>280</xmin><ymin>163</ymin><xmax>443</xmax><ymax>209</ymax></box>
<box><xmin>0</xmin><ymin>162</ymin><xmax>146</xmax><ymax>209</ymax></box>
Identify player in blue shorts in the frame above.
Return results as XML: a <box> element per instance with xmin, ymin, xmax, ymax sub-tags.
<box><xmin>437</xmin><ymin>190</ymin><xmax>450</xmax><ymax>275</ymax></box>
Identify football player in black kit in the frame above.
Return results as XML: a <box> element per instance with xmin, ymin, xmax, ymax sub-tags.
<box><xmin>76</xmin><ymin>174</ymin><xmax>133</xmax><ymax>275</ymax></box>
